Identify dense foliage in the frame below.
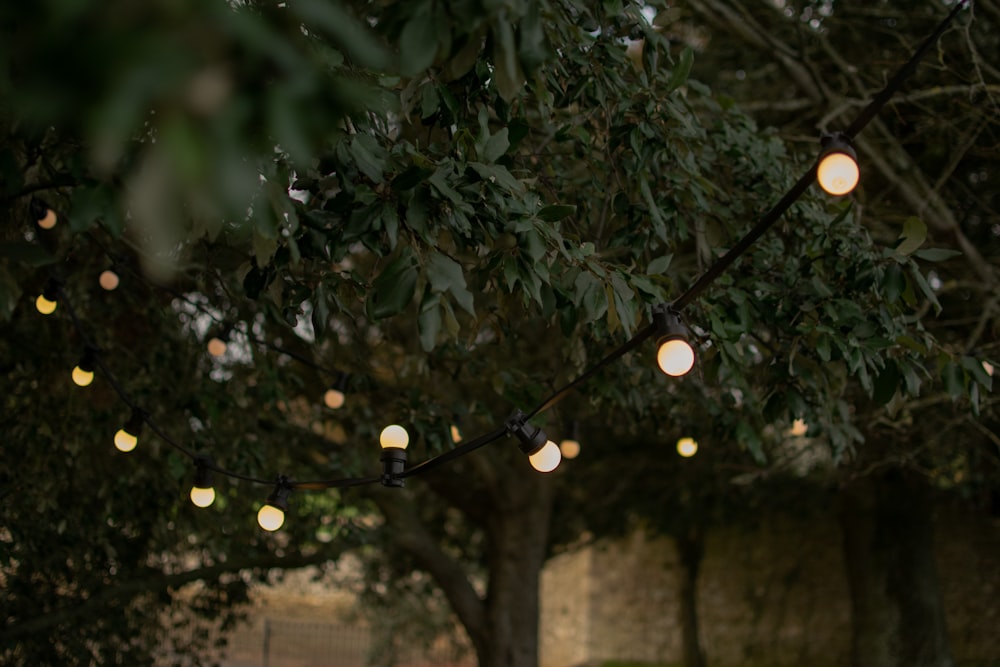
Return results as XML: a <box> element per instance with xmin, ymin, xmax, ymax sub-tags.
<box><xmin>1</xmin><ymin>1</ymin><xmax>992</xmax><ymax>665</ymax></box>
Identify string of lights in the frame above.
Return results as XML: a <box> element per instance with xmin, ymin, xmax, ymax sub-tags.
<box><xmin>25</xmin><ymin>0</ymin><xmax>969</xmax><ymax>531</ymax></box>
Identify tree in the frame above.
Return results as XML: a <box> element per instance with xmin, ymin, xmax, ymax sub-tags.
<box><xmin>1</xmin><ymin>2</ymin><xmax>987</xmax><ymax>667</ymax></box>
<box><xmin>661</xmin><ymin>2</ymin><xmax>1000</xmax><ymax>665</ymax></box>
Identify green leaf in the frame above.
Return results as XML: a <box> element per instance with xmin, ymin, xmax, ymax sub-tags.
<box><xmin>469</xmin><ymin>162</ymin><xmax>523</xmax><ymax>192</ymax></box>
<box><xmin>913</xmin><ymin>247</ymin><xmax>962</xmax><ymax>262</ymax></box>
<box><xmin>253</xmin><ymin>230</ymin><xmax>278</xmax><ymax>267</ymax></box>
<box><xmin>873</xmin><ymin>361</ymin><xmax>899</xmax><ymax>405</ymax></box>
<box><xmin>311</xmin><ymin>284</ymin><xmax>330</xmax><ymax>339</ymax></box>
<box><xmin>639</xmin><ymin>177</ymin><xmax>667</xmax><ymax>242</ymax></box>
<box><xmin>901</xmin><ymin>362</ymin><xmax>922</xmax><ymax>396</ymax></box>
<box><xmin>882</xmin><ymin>264</ymin><xmax>905</xmax><ymax>304</ymax></box>
<box><xmin>666</xmin><ymin>46</ymin><xmax>694</xmax><ymax>92</ymax></box>
<box><xmin>427</xmin><ymin>251</ymin><xmax>474</xmax><ymax>315</ymax></box>
<box><xmin>909</xmin><ymin>264</ymin><xmax>941</xmax><ymax>313</ymax></box>
<box><xmin>483</xmin><ymin>128</ymin><xmax>510</xmax><ymax>163</ymax></box>
<box><xmin>896</xmin><ymin>216</ymin><xmax>926</xmax><ymax>256</ymax></box>
<box><xmin>942</xmin><ymin>361</ymin><xmax>964</xmax><ymax>401</ymax></box>
<box><xmin>537</xmin><ymin>204</ymin><xmax>576</xmax><ymax>222</ymax></box>
<box><xmin>492</xmin><ymin>18</ymin><xmax>525</xmax><ymax>101</ymax></box>
<box><xmin>369</xmin><ymin>250</ymin><xmax>418</xmax><ymax>319</ymax></box>
<box><xmin>392</xmin><ymin>165</ymin><xmax>433</xmax><ymax>191</ymax></box>
<box><xmin>400</xmin><ymin>11</ymin><xmax>439</xmax><ymax>76</ymax></box>
<box><xmin>350</xmin><ymin>135</ymin><xmax>386</xmax><ymax>184</ymax></box>
<box><xmin>418</xmin><ymin>290</ymin><xmax>441</xmax><ymax>352</ymax></box>
<box><xmin>291</xmin><ymin>0</ymin><xmax>388</xmax><ymax>68</ymax></box>
<box><xmin>961</xmin><ymin>355</ymin><xmax>993</xmax><ymax>392</ymax></box>
<box><xmin>647</xmin><ymin>254</ymin><xmax>673</xmax><ymax>275</ymax></box>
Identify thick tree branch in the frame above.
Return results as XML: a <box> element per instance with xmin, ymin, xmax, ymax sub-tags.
<box><xmin>371</xmin><ymin>487</ymin><xmax>488</xmax><ymax>656</ymax></box>
<box><xmin>1</xmin><ymin>551</ymin><xmax>335</xmax><ymax>642</ymax></box>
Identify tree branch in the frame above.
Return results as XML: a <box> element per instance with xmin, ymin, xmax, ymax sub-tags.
<box><xmin>370</xmin><ymin>487</ymin><xmax>488</xmax><ymax>656</ymax></box>
<box><xmin>1</xmin><ymin>551</ymin><xmax>335</xmax><ymax>642</ymax></box>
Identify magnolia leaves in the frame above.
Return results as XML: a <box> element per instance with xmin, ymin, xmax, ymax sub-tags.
<box><xmin>396</xmin><ymin>1</ymin><xmax>547</xmax><ymax>101</ymax></box>
<box><xmin>366</xmin><ymin>247</ymin><xmax>475</xmax><ymax>352</ymax></box>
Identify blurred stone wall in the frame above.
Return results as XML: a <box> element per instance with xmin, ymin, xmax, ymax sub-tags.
<box><xmin>540</xmin><ymin>508</ymin><xmax>1000</xmax><ymax>667</ymax></box>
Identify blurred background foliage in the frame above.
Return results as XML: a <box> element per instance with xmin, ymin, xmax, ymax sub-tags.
<box><xmin>0</xmin><ymin>1</ymin><xmax>996</xmax><ymax>666</ymax></box>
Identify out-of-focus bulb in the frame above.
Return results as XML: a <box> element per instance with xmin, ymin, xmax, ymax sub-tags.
<box><xmin>450</xmin><ymin>424</ymin><xmax>462</xmax><ymax>443</ymax></box>
<box><xmin>380</xmin><ymin>424</ymin><xmax>409</xmax><ymax>449</ymax></box>
<box><xmin>257</xmin><ymin>505</ymin><xmax>285</xmax><ymax>531</ymax></box>
<box><xmin>817</xmin><ymin>151</ymin><xmax>859</xmax><ymax>196</ymax></box>
<box><xmin>207</xmin><ymin>337</ymin><xmax>227</xmax><ymax>357</ymax></box>
<box><xmin>99</xmin><ymin>270</ymin><xmax>120</xmax><ymax>291</ymax></box>
<box><xmin>677</xmin><ymin>437</ymin><xmax>698</xmax><ymax>457</ymax></box>
<box><xmin>72</xmin><ymin>366</ymin><xmax>94</xmax><ymax>387</ymax></box>
<box><xmin>190</xmin><ymin>486</ymin><xmax>216</xmax><ymax>508</ymax></box>
<box><xmin>559</xmin><ymin>438</ymin><xmax>581</xmax><ymax>459</ymax></box>
<box><xmin>114</xmin><ymin>429</ymin><xmax>138</xmax><ymax>453</ymax></box>
<box><xmin>324</xmin><ymin>388</ymin><xmax>345</xmax><ymax>409</ymax></box>
<box><xmin>789</xmin><ymin>419</ymin><xmax>808</xmax><ymax>437</ymax></box>
<box><xmin>37</xmin><ymin>208</ymin><xmax>57</xmax><ymax>230</ymax></box>
<box><xmin>36</xmin><ymin>294</ymin><xmax>57</xmax><ymax>315</ymax></box>
<box><xmin>657</xmin><ymin>339</ymin><xmax>695</xmax><ymax>377</ymax></box>
<box><xmin>529</xmin><ymin>440</ymin><xmax>562</xmax><ymax>473</ymax></box>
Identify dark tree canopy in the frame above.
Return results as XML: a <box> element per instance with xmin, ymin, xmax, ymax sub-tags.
<box><xmin>1</xmin><ymin>1</ymin><xmax>993</xmax><ymax>666</ymax></box>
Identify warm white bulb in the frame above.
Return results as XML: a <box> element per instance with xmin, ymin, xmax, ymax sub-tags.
<box><xmin>450</xmin><ymin>424</ymin><xmax>462</xmax><ymax>443</ymax></box>
<box><xmin>817</xmin><ymin>152</ymin><xmax>859</xmax><ymax>196</ymax></box>
<box><xmin>190</xmin><ymin>486</ymin><xmax>216</xmax><ymax>508</ymax></box>
<box><xmin>99</xmin><ymin>270</ymin><xmax>120</xmax><ymax>291</ymax></box>
<box><xmin>789</xmin><ymin>419</ymin><xmax>809</xmax><ymax>437</ymax></box>
<box><xmin>676</xmin><ymin>437</ymin><xmax>698</xmax><ymax>457</ymax></box>
<box><xmin>207</xmin><ymin>337</ymin><xmax>227</xmax><ymax>357</ymax></box>
<box><xmin>114</xmin><ymin>429</ymin><xmax>138</xmax><ymax>452</ymax></box>
<box><xmin>324</xmin><ymin>388</ymin><xmax>345</xmax><ymax>409</ymax></box>
<box><xmin>380</xmin><ymin>424</ymin><xmax>409</xmax><ymax>449</ymax></box>
<box><xmin>37</xmin><ymin>208</ymin><xmax>57</xmax><ymax>229</ymax></box>
<box><xmin>657</xmin><ymin>339</ymin><xmax>695</xmax><ymax>377</ymax></box>
<box><xmin>36</xmin><ymin>295</ymin><xmax>57</xmax><ymax>315</ymax></box>
<box><xmin>257</xmin><ymin>505</ymin><xmax>285</xmax><ymax>531</ymax></box>
<box><xmin>529</xmin><ymin>440</ymin><xmax>562</xmax><ymax>473</ymax></box>
<box><xmin>72</xmin><ymin>366</ymin><xmax>94</xmax><ymax>387</ymax></box>
<box><xmin>559</xmin><ymin>438</ymin><xmax>581</xmax><ymax>459</ymax></box>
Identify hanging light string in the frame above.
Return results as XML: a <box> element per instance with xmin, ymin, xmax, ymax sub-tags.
<box><xmin>30</xmin><ymin>1</ymin><xmax>968</xmax><ymax>528</ymax></box>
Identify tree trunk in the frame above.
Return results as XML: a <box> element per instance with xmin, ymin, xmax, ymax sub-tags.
<box><xmin>479</xmin><ymin>476</ymin><xmax>554</xmax><ymax>667</ymax></box>
<box><xmin>676</xmin><ymin>529</ymin><xmax>707</xmax><ymax>667</ymax></box>
<box><xmin>839</xmin><ymin>470</ymin><xmax>953</xmax><ymax>667</ymax></box>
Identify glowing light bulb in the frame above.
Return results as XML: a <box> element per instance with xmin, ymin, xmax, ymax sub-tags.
<box><xmin>257</xmin><ymin>504</ymin><xmax>285</xmax><ymax>531</ymax></box>
<box><xmin>529</xmin><ymin>440</ymin><xmax>562</xmax><ymax>472</ymax></box>
<box><xmin>559</xmin><ymin>438</ymin><xmax>581</xmax><ymax>459</ymax></box>
<box><xmin>190</xmin><ymin>486</ymin><xmax>216</xmax><ymax>508</ymax></box>
<box><xmin>37</xmin><ymin>208</ymin><xmax>57</xmax><ymax>230</ymax></box>
<box><xmin>99</xmin><ymin>270</ymin><xmax>120</xmax><ymax>291</ymax></box>
<box><xmin>324</xmin><ymin>388</ymin><xmax>345</xmax><ymax>409</ymax></box>
<box><xmin>789</xmin><ymin>419</ymin><xmax>809</xmax><ymax>437</ymax></box>
<box><xmin>657</xmin><ymin>339</ymin><xmax>695</xmax><ymax>377</ymax></box>
<box><xmin>676</xmin><ymin>437</ymin><xmax>698</xmax><ymax>457</ymax></box>
<box><xmin>72</xmin><ymin>366</ymin><xmax>94</xmax><ymax>387</ymax></box>
<box><xmin>450</xmin><ymin>424</ymin><xmax>462</xmax><ymax>443</ymax></box>
<box><xmin>36</xmin><ymin>294</ymin><xmax>57</xmax><ymax>315</ymax></box>
<box><xmin>380</xmin><ymin>424</ymin><xmax>409</xmax><ymax>449</ymax></box>
<box><xmin>207</xmin><ymin>337</ymin><xmax>227</xmax><ymax>357</ymax></box>
<box><xmin>817</xmin><ymin>152</ymin><xmax>859</xmax><ymax>196</ymax></box>
<box><xmin>114</xmin><ymin>429</ymin><xmax>138</xmax><ymax>452</ymax></box>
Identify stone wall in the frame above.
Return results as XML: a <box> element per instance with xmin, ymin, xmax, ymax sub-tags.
<box><xmin>540</xmin><ymin>507</ymin><xmax>1000</xmax><ymax>667</ymax></box>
